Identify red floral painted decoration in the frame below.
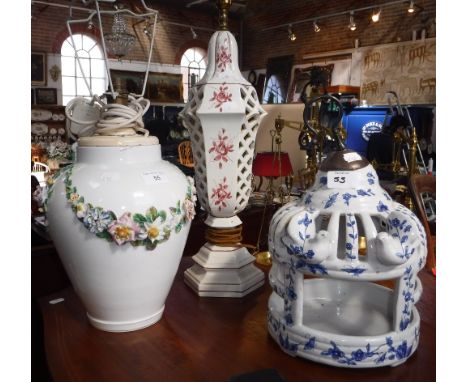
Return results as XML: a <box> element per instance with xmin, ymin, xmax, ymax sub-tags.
<box><xmin>208</xmin><ymin>128</ymin><xmax>234</xmax><ymax>169</ymax></box>
<box><xmin>216</xmin><ymin>42</ymin><xmax>232</xmax><ymax>72</ymax></box>
<box><xmin>210</xmin><ymin>84</ymin><xmax>232</xmax><ymax>112</ymax></box>
<box><xmin>211</xmin><ymin>177</ymin><xmax>232</xmax><ymax>211</ymax></box>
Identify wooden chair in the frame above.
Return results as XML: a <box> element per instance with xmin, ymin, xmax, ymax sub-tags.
<box><xmin>408</xmin><ymin>174</ymin><xmax>436</xmax><ymax>271</ymax></box>
<box><xmin>178</xmin><ymin>140</ymin><xmax>194</xmax><ymax>168</ymax></box>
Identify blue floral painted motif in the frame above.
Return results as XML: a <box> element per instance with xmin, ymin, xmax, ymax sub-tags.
<box><xmin>269</xmin><ymin>311</ymin><xmax>419</xmax><ymax>366</ymax></box>
<box><xmin>282</xmin><ymin>212</ymin><xmax>316</xmax><ymax>259</ymax></box>
<box><xmin>367</xmin><ymin>172</ymin><xmax>376</xmax><ymax>185</ymax></box>
<box><xmin>383</xmin><ymin>191</ymin><xmax>392</xmax><ymax>201</ymax></box>
<box><xmin>389</xmin><ymin>217</ymin><xmax>416</xmax><ymax>260</ymax></box>
<box><xmin>318</xmin><ymin>330</ymin><xmax>418</xmax><ymax>366</ymax></box>
<box><xmin>304</xmin><ymin>193</ymin><xmax>313</xmax><ymax>205</ymax></box>
<box><xmin>304</xmin><ymin>336</ymin><xmax>316</xmax><ymax>351</ymax></box>
<box><xmin>341</xmin><ymin>266</ymin><xmax>366</xmax><ymax>276</ymax></box>
<box><xmin>345</xmin><ymin>214</ymin><xmax>358</xmax><ymax>260</ymax></box>
<box><xmin>357</xmin><ymin>188</ymin><xmax>375</xmax><ymax>197</ymax></box>
<box><xmin>295</xmin><ymin>258</ymin><xmax>328</xmax><ymax>275</ymax></box>
<box><xmin>377</xmin><ymin>201</ymin><xmax>389</xmax><ymax>212</ymax></box>
<box><xmin>342</xmin><ymin>193</ymin><xmax>357</xmax><ymax>206</ymax></box>
<box><xmin>395</xmin><ymin>205</ymin><xmax>426</xmax><ymax>248</ymax></box>
<box><xmin>319</xmin><ymin>176</ymin><xmax>327</xmax><ymax>186</ymax></box>
<box><xmin>279</xmin><ymin>332</ymin><xmax>299</xmax><ymax>352</ymax></box>
<box><xmin>324</xmin><ymin>192</ymin><xmax>339</xmax><ymax>209</ymax></box>
<box><xmin>400</xmin><ymin>266</ymin><xmax>415</xmax><ymax>331</ymax></box>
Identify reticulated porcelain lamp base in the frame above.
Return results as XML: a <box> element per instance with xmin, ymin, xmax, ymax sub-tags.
<box><xmin>87</xmin><ymin>305</ymin><xmax>165</xmax><ymax>332</ymax></box>
<box><xmin>268</xmin><ymin>278</ymin><xmax>421</xmax><ymax>368</ymax></box>
<box><xmin>184</xmin><ymin>245</ymin><xmax>264</xmax><ymax>297</ymax></box>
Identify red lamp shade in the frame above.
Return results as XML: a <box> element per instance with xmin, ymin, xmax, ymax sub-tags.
<box><xmin>252</xmin><ymin>152</ymin><xmax>293</xmax><ymax>177</ymax></box>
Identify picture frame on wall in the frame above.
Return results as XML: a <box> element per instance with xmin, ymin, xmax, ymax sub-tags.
<box><xmin>109</xmin><ymin>70</ymin><xmax>184</xmax><ymax>103</ymax></box>
<box><xmin>288</xmin><ymin>64</ymin><xmax>334</xmax><ymax>103</ymax></box>
<box><xmin>32</xmin><ymin>52</ymin><xmax>47</xmax><ymax>86</ymax></box>
<box><xmin>35</xmin><ymin>88</ymin><xmax>57</xmax><ymax>105</ymax></box>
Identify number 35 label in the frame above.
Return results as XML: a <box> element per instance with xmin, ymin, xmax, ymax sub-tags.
<box><xmin>141</xmin><ymin>170</ymin><xmax>169</xmax><ymax>185</ymax></box>
<box><xmin>327</xmin><ymin>171</ymin><xmax>357</xmax><ymax>189</ymax></box>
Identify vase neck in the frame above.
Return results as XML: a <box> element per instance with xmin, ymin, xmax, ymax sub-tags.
<box><xmin>76</xmin><ymin>144</ymin><xmax>162</xmax><ymax>165</ymax></box>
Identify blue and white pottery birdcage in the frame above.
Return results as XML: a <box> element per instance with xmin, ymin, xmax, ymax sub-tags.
<box><xmin>267</xmin><ymin>149</ymin><xmax>427</xmax><ymax>368</ymax></box>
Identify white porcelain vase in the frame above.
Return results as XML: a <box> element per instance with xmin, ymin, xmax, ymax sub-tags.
<box><xmin>180</xmin><ymin>29</ymin><xmax>266</xmax><ymax>297</ymax></box>
<box><xmin>46</xmin><ymin>135</ymin><xmax>196</xmax><ymax>332</ymax></box>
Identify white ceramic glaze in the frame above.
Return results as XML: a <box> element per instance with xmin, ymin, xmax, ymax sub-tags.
<box><xmin>180</xmin><ymin>30</ymin><xmax>266</xmax><ymax>297</ymax></box>
<box><xmin>46</xmin><ymin>137</ymin><xmax>194</xmax><ymax>331</ymax></box>
<box><xmin>267</xmin><ymin>151</ymin><xmax>427</xmax><ymax>367</ymax></box>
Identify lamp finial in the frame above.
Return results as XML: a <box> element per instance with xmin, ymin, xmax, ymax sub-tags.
<box><xmin>217</xmin><ymin>0</ymin><xmax>231</xmax><ymax>30</ymax></box>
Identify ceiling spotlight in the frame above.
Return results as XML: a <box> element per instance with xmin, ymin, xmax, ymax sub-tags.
<box><xmin>408</xmin><ymin>1</ymin><xmax>415</xmax><ymax>13</ymax></box>
<box><xmin>313</xmin><ymin>20</ymin><xmax>320</xmax><ymax>33</ymax></box>
<box><xmin>371</xmin><ymin>9</ymin><xmax>381</xmax><ymax>22</ymax></box>
<box><xmin>87</xmin><ymin>20</ymin><xmax>94</xmax><ymax>30</ymax></box>
<box><xmin>348</xmin><ymin>11</ymin><xmax>357</xmax><ymax>31</ymax></box>
<box><xmin>191</xmin><ymin>27</ymin><xmax>198</xmax><ymax>39</ymax></box>
<box><xmin>288</xmin><ymin>24</ymin><xmax>296</xmax><ymax>41</ymax></box>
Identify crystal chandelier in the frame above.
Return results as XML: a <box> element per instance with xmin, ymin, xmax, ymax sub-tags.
<box><xmin>104</xmin><ymin>12</ymin><xmax>136</xmax><ymax>60</ymax></box>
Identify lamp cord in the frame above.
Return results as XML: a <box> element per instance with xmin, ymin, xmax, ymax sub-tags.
<box><xmin>65</xmin><ymin>94</ymin><xmax>150</xmax><ymax>140</ymax></box>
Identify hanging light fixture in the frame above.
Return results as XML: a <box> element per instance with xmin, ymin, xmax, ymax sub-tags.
<box><xmin>371</xmin><ymin>8</ymin><xmax>381</xmax><ymax>22</ymax></box>
<box><xmin>104</xmin><ymin>9</ymin><xmax>136</xmax><ymax>60</ymax></box>
<box><xmin>313</xmin><ymin>20</ymin><xmax>320</xmax><ymax>32</ymax></box>
<box><xmin>288</xmin><ymin>24</ymin><xmax>297</xmax><ymax>41</ymax></box>
<box><xmin>348</xmin><ymin>11</ymin><xmax>357</xmax><ymax>31</ymax></box>
<box><xmin>408</xmin><ymin>1</ymin><xmax>415</xmax><ymax>13</ymax></box>
<box><xmin>191</xmin><ymin>27</ymin><xmax>198</xmax><ymax>39</ymax></box>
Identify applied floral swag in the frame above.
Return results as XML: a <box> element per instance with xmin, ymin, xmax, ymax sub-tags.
<box><xmin>49</xmin><ymin>165</ymin><xmax>196</xmax><ymax>249</ymax></box>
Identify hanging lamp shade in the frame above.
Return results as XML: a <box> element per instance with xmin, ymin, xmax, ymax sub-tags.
<box><xmin>253</xmin><ymin>152</ymin><xmax>293</xmax><ymax>178</ymax></box>
<box><xmin>104</xmin><ymin>12</ymin><xmax>136</xmax><ymax>59</ymax></box>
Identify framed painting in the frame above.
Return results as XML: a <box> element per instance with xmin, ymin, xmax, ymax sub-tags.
<box><xmin>35</xmin><ymin>88</ymin><xmax>57</xmax><ymax>105</ymax></box>
<box><xmin>32</xmin><ymin>52</ymin><xmax>47</xmax><ymax>86</ymax></box>
<box><xmin>109</xmin><ymin>70</ymin><xmax>184</xmax><ymax>103</ymax></box>
<box><xmin>145</xmin><ymin>72</ymin><xmax>184</xmax><ymax>103</ymax></box>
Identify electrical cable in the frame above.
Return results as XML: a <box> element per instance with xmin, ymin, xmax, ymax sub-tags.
<box><xmin>65</xmin><ymin>94</ymin><xmax>150</xmax><ymax>140</ymax></box>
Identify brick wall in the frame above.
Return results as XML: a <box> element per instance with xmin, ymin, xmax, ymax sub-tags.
<box><xmin>241</xmin><ymin>0</ymin><xmax>436</xmax><ymax>70</ymax></box>
<box><xmin>31</xmin><ymin>0</ymin><xmax>436</xmax><ymax>71</ymax></box>
<box><xmin>31</xmin><ymin>1</ymin><xmax>240</xmax><ymax>65</ymax></box>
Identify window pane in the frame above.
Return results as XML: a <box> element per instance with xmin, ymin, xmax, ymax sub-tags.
<box><xmin>193</xmin><ymin>49</ymin><xmax>204</xmax><ymax>63</ymax></box>
<box><xmin>77</xmin><ymin>49</ymin><xmax>89</xmax><ymax>59</ymax></box>
<box><xmin>77</xmin><ymin>77</ymin><xmax>92</xmax><ymax>96</ymax></box>
<box><xmin>76</xmin><ymin>57</ymin><xmax>90</xmax><ymax>78</ymax></box>
<box><xmin>90</xmin><ymin>58</ymin><xmax>106</xmax><ymax>78</ymax></box>
<box><xmin>61</xmin><ymin>40</ymin><xmax>75</xmax><ymax>57</ymax></box>
<box><xmin>89</xmin><ymin>43</ymin><xmax>103</xmax><ymax>59</ymax></box>
<box><xmin>68</xmin><ymin>35</ymin><xmax>82</xmax><ymax>51</ymax></box>
<box><xmin>181</xmin><ymin>55</ymin><xmax>190</xmax><ymax>67</ymax></box>
<box><xmin>62</xmin><ymin>76</ymin><xmax>76</xmax><ymax>96</ymax></box>
<box><xmin>61</xmin><ymin>56</ymin><xmax>75</xmax><ymax>76</ymax></box>
<box><xmin>91</xmin><ymin>78</ymin><xmax>106</xmax><ymax>96</ymax></box>
<box><xmin>82</xmin><ymin>35</ymin><xmax>97</xmax><ymax>52</ymax></box>
<box><xmin>62</xmin><ymin>95</ymin><xmax>75</xmax><ymax>106</ymax></box>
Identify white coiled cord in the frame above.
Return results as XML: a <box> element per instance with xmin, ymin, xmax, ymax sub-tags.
<box><xmin>65</xmin><ymin>94</ymin><xmax>150</xmax><ymax>140</ymax></box>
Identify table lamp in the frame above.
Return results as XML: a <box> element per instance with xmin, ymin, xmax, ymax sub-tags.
<box><xmin>252</xmin><ymin>151</ymin><xmax>293</xmax><ymax>202</ymax></box>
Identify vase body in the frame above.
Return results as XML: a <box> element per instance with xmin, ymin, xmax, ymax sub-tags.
<box><xmin>180</xmin><ymin>30</ymin><xmax>266</xmax><ymax>297</ymax></box>
<box><xmin>46</xmin><ymin>136</ymin><xmax>194</xmax><ymax>331</ymax></box>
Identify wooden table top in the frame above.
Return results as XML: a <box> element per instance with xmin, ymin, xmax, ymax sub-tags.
<box><xmin>39</xmin><ymin>258</ymin><xmax>436</xmax><ymax>382</ymax></box>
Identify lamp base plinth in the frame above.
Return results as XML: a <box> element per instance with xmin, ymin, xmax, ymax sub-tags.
<box><xmin>184</xmin><ymin>244</ymin><xmax>264</xmax><ymax>297</ymax></box>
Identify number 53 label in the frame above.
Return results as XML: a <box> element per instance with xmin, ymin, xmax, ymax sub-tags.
<box><xmin>327</xmin><ymin>171</ymin><xmax>358</xmax><ymax>189</ymax></box>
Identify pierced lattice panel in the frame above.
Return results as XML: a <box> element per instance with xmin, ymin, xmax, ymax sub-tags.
<box><xmin>184</xmin><ymin>87</ymin><xmax>209</xmax><ymax>211</ymax></box>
